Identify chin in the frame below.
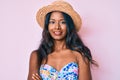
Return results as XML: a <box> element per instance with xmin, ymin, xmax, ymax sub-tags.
<box><xmin>53</xmin><ymin>37</ymin><xmax>65</xmax><ymax>41</ymax></box>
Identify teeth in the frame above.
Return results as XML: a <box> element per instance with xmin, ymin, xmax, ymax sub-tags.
<box><xmin>54</xmin><ymin>31</ymin><xmax>61</xmax><ymax>35</ymax></box>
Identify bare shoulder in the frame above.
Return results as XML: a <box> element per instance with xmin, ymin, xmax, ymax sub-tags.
<box><xmin>72</xmin><ymin>51</ymin><xmax>83</xmax><ymax>61</ymax></box>
<box><xmin>30</xmin><ymin>50</ymin><xmax>38</xmax><ymax>60</ymax></box>
<box><xmin>72</xmin><ymin>51</ymin><xmax>90</xmax><ymax>65</ymax></box>
<box><xmin>29</xmin><ymin>50</ymin><xmax>39</xmax><ymax>67</ymax></box>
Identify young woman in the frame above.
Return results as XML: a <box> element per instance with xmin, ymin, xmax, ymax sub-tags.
<box><xmin>28</xmin><ymin>1</ymin><xmax>96</xmax><ymax>80</ymax></box>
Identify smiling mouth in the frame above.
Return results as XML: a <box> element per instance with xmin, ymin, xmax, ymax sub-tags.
<box><xmin>54</xmin><ymin>31</ymin><xmax>62</xmax><ymax>35</ymax></box>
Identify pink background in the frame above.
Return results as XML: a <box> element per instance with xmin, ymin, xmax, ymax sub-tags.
<box><xmin>0</xmin><ymin>0</ymin><xmax>120</xmax><ymax>80</ymax></box>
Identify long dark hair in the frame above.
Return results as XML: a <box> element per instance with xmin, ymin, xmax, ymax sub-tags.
<box><xmin>36</xmin><ymin>11</ymin><xmax>96</xmax><ymax>68</ymax></box>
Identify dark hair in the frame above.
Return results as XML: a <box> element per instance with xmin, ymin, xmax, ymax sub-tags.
<box><xmin>36</xmin><ymin>11</ymin><xmax>96</xmax><ymax>68</ymax></box>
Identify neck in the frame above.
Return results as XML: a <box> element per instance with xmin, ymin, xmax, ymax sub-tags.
<box><xmin>54</xmin><ymin>40</ymin><xmax>67</xmax><ymax>51</ymax></box>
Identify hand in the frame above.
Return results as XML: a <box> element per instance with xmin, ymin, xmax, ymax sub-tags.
<box><xmin>32</xmin><ymin>73</ymin><xmax>41</xmax><ymax>80</ymax></box>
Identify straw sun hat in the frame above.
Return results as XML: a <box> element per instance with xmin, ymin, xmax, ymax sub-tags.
<box><xmin>36</xmin><ymin>0</ymin><xmax>82</xmax><ymax>31</ymax></box>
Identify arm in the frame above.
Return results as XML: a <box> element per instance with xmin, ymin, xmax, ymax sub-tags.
<box><xmin>76</xmin><ymin>52</ymin><xmax>92</xmax><ymax>80</ymax></box>
<box><xmin>27</xmin><ymin>51</ymin><xmax>41</xmax><ymax>80</ymax></box>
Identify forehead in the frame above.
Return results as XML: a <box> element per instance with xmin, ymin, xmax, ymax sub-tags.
<box><xmin>50</xmin><ymin>11</ymin><xmax>64</xmax><ymax>19</ymax></box>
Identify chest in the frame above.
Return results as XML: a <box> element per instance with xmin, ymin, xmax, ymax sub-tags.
<box><xmin>48</xmin><ymin>50</ymin><xmax>76</xmax><ymax>62</ymax></box>
<box><xmin>45</xmin><ymin>50</ymin><xmax>77</xmax><ymax>71</ymax></box>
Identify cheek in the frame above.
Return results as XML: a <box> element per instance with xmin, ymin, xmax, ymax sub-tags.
<box><xmin>48</xmin><ymin>23</ymin><xmax>55</xmax><ymax>29</ymax></box>
<box><xmin>48</xmin><ymin>25</ymin><xmax>54</xmax><ymax>35</ymax></box>
<box><xmin>62</xmin><ymin>26</ymin><xmax>67</xmax><ymax>33</ymax></box>
<box><xmin>48</xmin><ymin>25</ymin><xmax>52</xmax><ymax>32</ymax></box>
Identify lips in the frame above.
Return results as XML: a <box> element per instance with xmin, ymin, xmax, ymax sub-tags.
<box><xmin>54</xmin><ymin>31</ymin><xmax>62</xmax><ymax>35</ymax></box>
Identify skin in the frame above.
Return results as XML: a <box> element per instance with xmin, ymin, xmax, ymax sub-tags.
<box><xmin>28</xmin><ymin>11</ymin><xmax>92</xmax><ymax>80</ymax></box>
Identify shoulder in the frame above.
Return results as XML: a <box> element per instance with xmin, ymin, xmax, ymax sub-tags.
<box><xmin>29</xmin><ymin>50</ymin><xmax>38</xmax><ymax>66</ymax></box>
<box><xmin>30</xmin><ymin>50</ymin><xmax>38</xmax><ymax>60</ymax></box>
<box><xmin>72</xmin><ymin>51</ymin><xmax>90</xmax><ymax>65</ymax></box>
<box><xmin>30</xmin><ymin>50</ymin><xmax>37</xmax><ymax>58</ymax></box>
<box><xmin>72</xmin><ymin>51</ymin><xmax>83</xmax><ymax>60</ymax></box>
<box><xmin>28</xmin><ymin>50</ymin><xmax>39</xmax><ymax>71</ymax></box>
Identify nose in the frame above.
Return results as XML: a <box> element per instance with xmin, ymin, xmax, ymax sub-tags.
<box><xmin>55</xmin><ymin>22</ymin><xmax>60</xmax><ymax>29</ymax></box>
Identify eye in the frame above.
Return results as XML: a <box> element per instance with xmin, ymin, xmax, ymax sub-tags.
<box><xmin>49</xmin><ymin>21</ymin><xmax>55</xmax><ymax>24</ymax></box>
<box><xmin>60</xmin><ymin>21</ymin><xmax>66</xmax><ymax>24</ymax></box>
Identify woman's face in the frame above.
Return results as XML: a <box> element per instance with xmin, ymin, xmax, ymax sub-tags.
<box><xmin>48</xmin><ymin>11</ymin><xmax>67</xmax><ymax>41</ymax></box>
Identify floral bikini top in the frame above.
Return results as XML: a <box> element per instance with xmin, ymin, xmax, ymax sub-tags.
<box><xmin>39</xmin><ymin>62</ymin><xmax>78</xmax><ymax>80</ymax></box>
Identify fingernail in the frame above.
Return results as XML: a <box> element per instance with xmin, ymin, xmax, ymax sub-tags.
<box><xmin>32</xmin><ymin>76</ymin><xmax>34</xmax><ymax>79</ymax></box>
<box><xmin>32</xmin><ymin>74</ymin><xmax>35</xmax><ymax>76</ymax></box>
<box><xmin>36</xmin><ymin>73</ymin><xmax>38</xmax><ymax>75</ymax></box>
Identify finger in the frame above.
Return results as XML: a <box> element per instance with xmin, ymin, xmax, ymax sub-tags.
<box><xmin>32</xmin><ymin>74</ymin><xmax>37</xmax><ymax>80</ymax></box>
<box><xmin>32</xmin><ymin>75</ymin><xmax>37</xmax><ymax>80</ymax></box>
<box><xmin>32</xmin><ymin>74</ymin><xmax>41</xmax><ymax>80</ymax></box>
<box><xmin>35</xmin><ymin>73</ymin><xmax>41</xmax><ymax>79</ymax></box>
